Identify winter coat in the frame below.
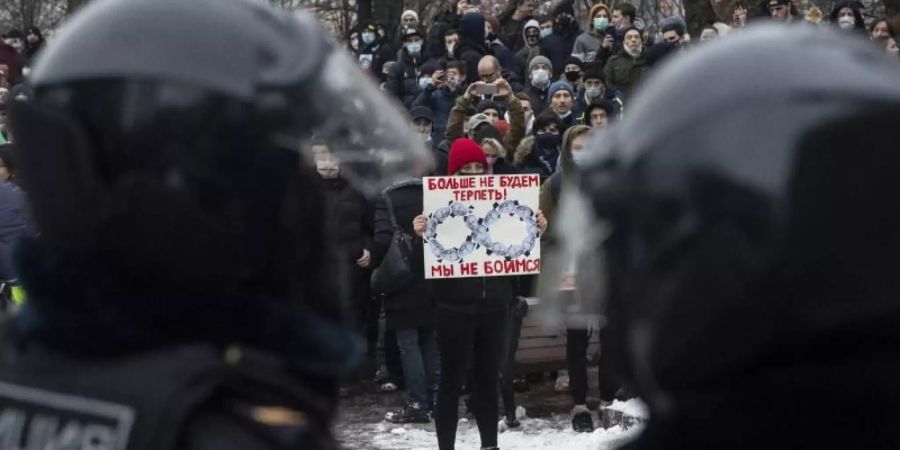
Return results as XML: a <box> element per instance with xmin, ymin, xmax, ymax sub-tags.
<box><xmin>431</xmin><ymin>140</ymin><xmax>451</xmax><ymax>176</ymax></box>
<box><xmin>540</xmin><ymin>34</ymin><xmax>570</xmax><ymax>79</ymax></box>
<box><xmin>386</xmin><ymin>48</ymin><xmax>423</xmax><ymax>109</ymax></box>
<box><xmin>0</xmin><ymin>182</ymin><xmax>29</xmax><ymax>280</ymax></box>
<box><xmin>318</xmin><ymin>176</ymin><xmax>373</xmax><ymax>312</ymax></box>
<box><xmin>413</xmin><ymin>84</ymin><xmax>462</xmax><ymax>144</ymax></box>
<box><xmin>498</xmin><ymin>2</ymin><xmax>532</xmax><ymax>51</ymax></box>
<box><xmin>489</xmin><ymin>40</ymin><xmax>525</xmax><ymax>86</ymax></box>
<box><xmin>525</xmin><ymin>83</ymin><xmax>550</xmax><ymax>116</ymax></box>
<box><xmin>371</xmin><ymin>181</ymin><xmax>433</xmax><ymax>330</ymax></box>
<box><xmin>445</xmin><ymin>94</ymin><xmax>526</xmax><ymax>157</ymax></box>
<box><xmin>573</xmin><ymin>29</ymin><xmax>612</xmax><ymax>66</ymax></box>
<box><xmin>454</xmin><ymin>39</ymin><xmax>487</xmax><ymax>86</ymax></box>
<box><xmin>604</xmin><ymin>51</ymin><xmax>649</xmax><ymax>99</ymax></box>
<box><xmin>0</xmin><ymin>43</ymin><xmax>22</xmax><ymax>86</ymax></box>
<box><xmin>513</xmin><ymin>135</ymin><xmax>558</xmax><ymax>182</ymax></box>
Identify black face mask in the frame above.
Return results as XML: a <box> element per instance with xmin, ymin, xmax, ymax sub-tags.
<box><xmin>565</xmin><ymin>71</ymin><xmax>580</xmax><ymax>82</ymax></box>
<box><xmin>526</xmin><ymin>32</ymin><xmax>540</xmax><ymax>46</ymax></box>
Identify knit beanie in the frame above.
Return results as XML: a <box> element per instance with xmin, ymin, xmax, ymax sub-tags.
<box><xmin>401</xmin><ymin>10</ymin><xmax>419</xmax><ymax>22</ymax></box>
<box><xmin>548</xmin><ymin>80</ymin><xmax>574</xmax><ymax>99</ymax></box>
<box><xmin>476</xmin><ymin>100</ymin><xmax>502</xmax><ymax>115</ymax></box>
<box><xmin>448</xmin><ymin>138</ymin><xmax>488</xmax><ymax>175</ymax></box>
<box><xmin>528</xmin><ymin>55</ymin><xmax>553</xmax><ymax>74</ymax></box>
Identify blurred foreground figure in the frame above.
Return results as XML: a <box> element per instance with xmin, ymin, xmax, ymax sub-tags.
<box><xmin>0</xmin><ymin>0</ymin><xmax>429</xmax><ymax>448</ymax></box>
<box><xmin>570</xmin><ymin>26</ymin><xmax>900</xmax><ymax>448</ymax></box>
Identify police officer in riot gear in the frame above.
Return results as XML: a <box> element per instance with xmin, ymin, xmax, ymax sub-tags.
<box><xmin>0</xmin><ymin>0</ymin><xmax>429</xmax><ymax>448</ymax></box>
<box><xmin>563</xmin><ymin>26</ymin><xmax>900</xmax><ymax>448</ymax></box>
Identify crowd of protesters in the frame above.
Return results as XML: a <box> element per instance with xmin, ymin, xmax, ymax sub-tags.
<box><xmin>334</xmin><ymin>1</ymin><xmax>900</xmax><ymax>449</ymax></box>
<box><xmin>0</xmin><ymin>1</ymin><xmax>897</xmax><ymax>449</ymax></box>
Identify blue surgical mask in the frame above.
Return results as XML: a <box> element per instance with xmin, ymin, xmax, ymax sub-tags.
<box><xmin>540</xmin><ymin>28</ymin><xmax>553</xmax><ymax>39</ymax></box>
<box><xmin>362</xmin><ymin>32</ymin><xmax>376</xmax><ymax>45</ymax></box>
<box><xmin>405</xmin><ymin>42</ymin><xmax>422</xmax><ymax>54</ymax></box>
<box><xmin>419</xmin><ymin>76</ymin><xmax>432</xmax><ymax>89</ymax></box>
<box><xmin>585</xmin><ymin>86</ymin><xmax>605</xmax><ymax>100</ymax></box>
<box><xmin>594</xmin><ymin>17</ymin><xmax>609</xmax><ymax>31</ymax></box>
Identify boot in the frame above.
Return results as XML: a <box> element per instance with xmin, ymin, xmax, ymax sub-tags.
<box><xmin>571</xmin><ymin>405</ymin><xmax>594</xmax><ymax>433</ymax></box>
<box><xmin>385</xmin><ymin>402</ymin><xmax>431</xmax><ymax>424</ymax></box>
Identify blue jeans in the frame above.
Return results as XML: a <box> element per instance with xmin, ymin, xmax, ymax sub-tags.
<box><xmin>395</xmin><ymin>326</ymin><xmax>437</xmax><ymax>408</ymax></box>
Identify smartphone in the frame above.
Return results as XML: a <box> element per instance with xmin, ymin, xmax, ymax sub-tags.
<box><xmin>475</xmin><ymin>84</ymin><xmax>498</xmax><ymax>96</ymax></box>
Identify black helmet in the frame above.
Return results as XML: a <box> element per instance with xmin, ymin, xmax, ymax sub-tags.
<box><xmin>10</xmin><ymin>0</ymin><xmax>427</xmax><ymax>355</ymax></box>
<box><xmin>560</xmin><ymin>25</ymin><xmax>900</xmax><ymax>445</ymax></box>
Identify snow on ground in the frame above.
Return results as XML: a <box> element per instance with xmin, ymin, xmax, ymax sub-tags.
<box><xmin>340</xmin><ymin>400</ymin><xmax>648</xmax><ymax>450</ymax></box>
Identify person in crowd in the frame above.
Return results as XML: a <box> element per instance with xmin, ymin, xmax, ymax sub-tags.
<box><xmin>410</xmin><ymin>106</ymin><xmax>436</xmax><ymax>150</ymax></box>
<box><xmin>573</xmin><ymin>3</ymin><xmax>612</xmax><ymax>65</ymax></box>
<box><xmin>604</xmin><ymin>27</ymin><xmax>649</xmax><ymax>98</ymax></box>
<box><xmin>645</xmin><ymin>41</ymin><xmax>679</xmax><ymax>68</ymax></box>
<box><xmin>348</xmin><ymin>29</ymin><xmax>360</xmax><ymax>53</ymax></box>
<box><xmin>387</xmin><ymin>28</ymin><xmax>426</xmax><ymax>109</ymax></box>
<box><xmin>0</xmin><ymin>166</ymin><xmax>28</xmax><ymax>281</ymax></box>
<box><xmin>700</xmin><ymin>24</ymin><xmax>720</xmax><ymax>41</ymax></box>
<box><xmin>539</xmin><ymin>14</ymin><xmax>574</xmax><ymax>79</ymax></box>
<box><xmin>485</xmin><ymin>15</ymin><xmax>523</xmax><ymax>84</ymax></box>
<box><xmin>312</xmin><ymin>144</ymin><xmax>374</xmax><ymax>355</ymax></box>
<box><xmin>372</xmin><ymin>175</ymin><xmax>437</xmax><ymax>424</ymax></box>
<box><xmin>413</xmin><ymin>138</ymin><xmax>547</xmax><ymax>450</ymax></box>
<box><xmin>576</xmin><ymin>68</ymin><xmax>621</xmax><ymax>123</ymax></box>
<box><xmin>525</xmin><ymin>55</ymin><xmax>553</xmax><ymax>115</ymax></box>
<box><xmin>0</xmin><ymin>35</ymin><xmax>21</xmax><ymax>86</ymax></box>
<box><xmin>585</xmin><ymin>99</ymin><xmax>616</xmax><ymax>128</ymax></box>
<box><xmin>0</xmin><ymin>144</ymin><xmax>16</xmax><ymax>183</ymax></box>
<box><xmin>509</xmin><ymin>92</ymin><xmax>535</xmax><ymax>134</ymax></box>
<box><xmin>455</xmin><ymin>12</ymin><xmax>488</xmax><ymax>84</ymax></box>
<box><xmin>830</xmin><ymin>0</ymin><xmax>866</xmax><ymax>33</ymax></box>
<box><xmin>548</xmin><ymin>80</ymin><xmax>577</xmax><ymax>131</ymax></box>
<box><xmin>610</xmin><ymin>2</ymin><xmax>637</xmax><ymax>50</ymax></box>
<box><xmin>733</xmin><ymin>2</ymin><xmax>749</xmax><ymax>28</ymax></box>
<box><xmin>23</xmin><ymin>27</ymin><xmax>43</xmax><ymax>66</ymax></box>
<box><xmin>475</xmin><ymin>124</ymin><xmax>518</xmax><ymax>174</ymax></box>
<box><xmin>414</xmin><ymin>60</ymin><xmax>467</xmax><ymax>149</ymax></box>
<box><xmin>537</xmin><ymin>125</ymin><xmax>619</xmax><ymax>432</ymax></box>
<box><xmin>561</xmin><ymin>57</ymin><xmax>583</xmax><ymax>88</ymax></box>
<box><xmin>885</xmin><ymin>35</ymin><xmax>899</xmax><ymax>57</ymax></box>
<box><xmin>476</xmin><ymin>99</ymin><xmax>503</xmax><ymax>122</ymax></box>
<box><xmin>870</xmin><ymin>18</ymin><xmax>893</xmax><ymax>41</ymax></box>
<box><xmin>767</xmin><ymin>0</ymin><xmax>797</xmax><ymax>23</ymax></box>
<box><xmin>444</xmin><ymin>28</ymin><xmax>460</xmax><ymax>61</ymax></box>
<box><xmin>499</xmin><ymin>0</ymin><xmax>538</xmax><ymax>51</ymax></box>
<box><xmin>661</xmin><ymin>19</ymin><xmax>687</xmax><ymax>46</ymax></box>
<box><xmin>477</xmin><ymin>55</ymin><xmax>502</xmax><ymax>85</ymax></box>
<box><xmin>552</xmin><ymin>10</ymin><xmax>582</xmax><ymax>69</ymax></box>
<box><xmin>446</xmin><ymin>76</ymin><xmax>526</xmax><ymax>156</ymax></box>
<box><xmin>513</xmin><ymin>111</ymin><xmax>564</xmax><ymax>180</ymax></box>
<box><xmin>357</xmin><ymin>21</ymin><xmax>396</xmax><ymax>83</ymax></box>
<box><xmin>3</xmin><ymin>30</ymin><xmax>24</xmax><ymax>55</ymax></box>
<box><xmin>516</xmin><ymin>20</ymin><xmax>543</xmax><ymax>80</ymax></box>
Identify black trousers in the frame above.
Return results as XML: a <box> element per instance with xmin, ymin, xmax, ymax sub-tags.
<box><xmin>567</xmin><ymin>326</ymin><xmax>620</xmax><ymax>405</ymax></box>
<box><xmin>500</xmin><ymin>298</ymin><xmax>527</xmax><ymax>417</ymax></box>
<box><xmin>435</xmin><ymin>307</ymin><xmax>506</xmax><ymax>450</ymax></box>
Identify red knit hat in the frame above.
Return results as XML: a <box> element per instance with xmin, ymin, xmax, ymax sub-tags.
<box><xmin>447</xmin><ymin>138</ymin><xmax>488</xmax><ymax>175</ymax></box>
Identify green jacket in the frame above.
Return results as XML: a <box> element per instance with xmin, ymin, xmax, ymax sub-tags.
<box><xmin>603</xmin><ymin>52</ymin><xmax>649</xmax><ymax>99</ymax></box>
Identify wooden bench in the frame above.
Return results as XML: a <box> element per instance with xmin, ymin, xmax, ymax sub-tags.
<box><xmin>514</xmin><ymin>297</ymin><xmax>600</xmax><ymax>374</ymax></box>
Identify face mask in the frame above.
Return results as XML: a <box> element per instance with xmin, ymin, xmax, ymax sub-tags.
<box><xmin>458</xmin><ymin>171</ymin><xmax>484</xmax><ymax>176</ymax></box>
<box><xmin>624</xmin><ymin>44</ymin><xmax>642</xmax><ymax>58</ymax></box>
<box><xmin>405</xmin><ymin>42</ymin><xmax>422</xmax><ymax>54</ymax></box>
<box><xmin>420</xmin><ymin>132</ymin><xmax>433</xmax><ymax>146</ymax></box>
<box><xmin>526</xmin><ymin>33</ymin><xmax>540</xmax><ymax>46</ymax></box>
<box><xmin>571</xmin><ymin>151</ymin><xmax>587</xmax><ymax>166</ymax></box>
<box><xmin>540</xmin><ymin>28</ymin><xmax>553</xmax><ymax>39</ymax></box>
<box><xmin>594</xmin><ymin>17</ymin><xmax>609</xmax><ymax>31</ymax></box>
<box><xmin>838</xmin><ymin>16</ymin><xmax>855</xmax><ymax>29</ymax></box>
<box><xmin>535</xmin><ymin>133</ymin><xmax>561</xmax><ymax>151</ymax></box>
<box><xmin>316</xmin><ymin>160</ymin><xmax>340</xmax><ymax>179</ymax></box>
<box><xmin>585</xmin><ymin>86</ymin><xmax>605</xmax><ymax>100</ymax></box>
<box><xmin>486</xmin><ymin>155</ymin><xmax>498</xmax><ymax>166</ymax></box>
<box><xmin>556</xmin><ymin>110</ymin><xmax>572</xmax><ymax>119</ymax></box>
<box><xmin>446</xmin><ymin>43</ymin><xmax>455</xmax><ymax>54</ymax></box>
<box><xmin>419</xmin><ymin>77</ymin><xmax>432</xmax><ymax>89</ymax></box>
<box><xmin>565</xmin><ymin>71</ymin><xmax>580</xmax><ymax>82</ymax></box>
<box><xmin>362</xmin><ymin>32</ymin><xmax>376</xmax><ymax>45</ymax></box>
<box><xmin>531</xmin><ymin>69</ymin><xmax>550</xmax><ymax>88</ymax></box>
<box><xmin>351</xmin><ymin>39</ymin><xmax>359</xmax><ymax>51</ymax></box>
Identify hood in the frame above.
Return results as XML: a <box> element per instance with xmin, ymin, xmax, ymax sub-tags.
<box><xmin>513</xmin><ymin>135</ymin><xmax>535</xmax><ymax>167</ymax></box>
<box><xmin>523</xmin><ymin>19</ymin><xmax>540</xmax><ymax>48</ymax></box>
<box><xmin>459</xmin><ymin>13</ymin><xmax>486</xmax><ymax>44</ymax></box>
<box><xmin>557</xmin><ymin>125</ymin><xmax>590</xmax><ymax>176</ymax></box>
<box><xmin>829</xmin><ymin>0</ymin><xmax>865</xmax><ymax>31</ymax></box>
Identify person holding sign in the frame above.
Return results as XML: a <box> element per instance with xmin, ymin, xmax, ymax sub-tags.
<box><xmin>413</xmin><ymin>138</ymin><xmax>547</xmax><ymax>450</ymax></box>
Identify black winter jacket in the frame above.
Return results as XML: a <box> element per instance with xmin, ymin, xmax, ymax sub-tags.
<box><xmin>386</xmin><ymin>48</ymin><xmax>423</xmax><ymax>110</ymax></box>
<box><xmin>371</xmin><ymin>181</ymin><xmax>433</xmax><ymax>330</ymax></box>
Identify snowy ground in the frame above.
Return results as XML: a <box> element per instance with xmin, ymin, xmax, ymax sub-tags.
<box><xmin>335</xmin><ymin>368</ymin><xmax>647</xmax><ymax>449</ymax></box>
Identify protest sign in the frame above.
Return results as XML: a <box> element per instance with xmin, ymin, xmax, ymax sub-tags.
<box><xmin>422</xmin><ymin>174</ymin><xmax>541</xmax><ymax>279</ymax></box>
